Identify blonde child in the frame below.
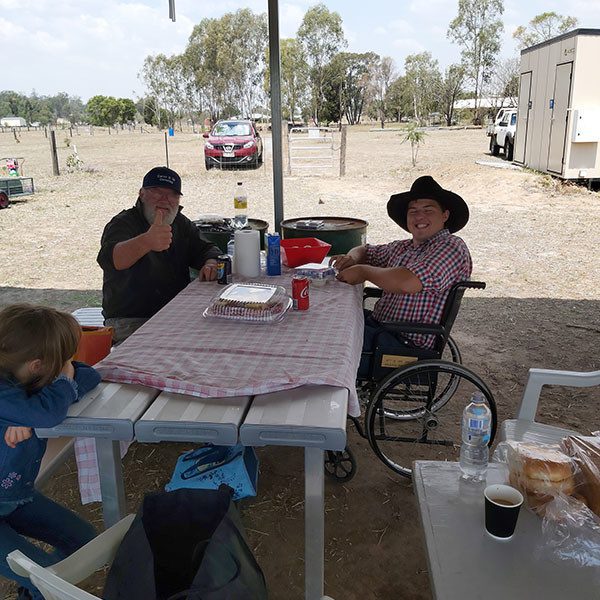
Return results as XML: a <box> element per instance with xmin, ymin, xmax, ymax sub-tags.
<box><xmin>0</xmin><ymin>304</ymin><xmax>101</xmax><ymax>600</ymax></box>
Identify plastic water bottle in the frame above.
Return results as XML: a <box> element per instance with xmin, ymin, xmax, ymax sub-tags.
<box><xmin>459</xmin><ymin>391</ymin><xmax>491</xmax><ymax>482</ymax></box>
<box><xmin>227</xmin><ymin>236</ymin><xmax>235</xmax><ymax>273</ymax></box>
<box><xmin>233</xmin><ymin>181</ymin><xmax>248</xmax><ymax>229</ymax></box>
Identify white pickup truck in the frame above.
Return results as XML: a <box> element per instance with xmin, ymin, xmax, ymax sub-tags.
<box><xmin>488</xmin><ymin>108</ymin><xmax>517</xmax><ymax>161</ymax></box>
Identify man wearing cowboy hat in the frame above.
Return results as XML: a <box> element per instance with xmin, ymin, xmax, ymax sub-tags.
<box><xmin>330</xmin><ymin>176</ymin><xmax>472</xmax><ymax>377</ymax></box>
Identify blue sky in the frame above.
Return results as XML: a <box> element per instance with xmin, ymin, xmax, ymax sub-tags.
<box><xmin>3</xmin><ymin>0</ymin><xmax>600</xmax><ymax>101</ymax></box>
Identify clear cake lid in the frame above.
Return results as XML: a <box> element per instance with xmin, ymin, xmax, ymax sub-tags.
<box><xmin>203</xmin><ymin>283</ymin><xmax>292</xmax><ymax>323</ymax></box>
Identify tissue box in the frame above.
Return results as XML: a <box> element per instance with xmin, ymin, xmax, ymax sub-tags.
<box><xmin>294</xmin><ymin>263</ymin><xmax>336</xmax><ymax>285</ymax></box>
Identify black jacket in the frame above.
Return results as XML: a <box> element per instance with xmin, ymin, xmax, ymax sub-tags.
<box><xmin>97</xmin><ymin>201</ymin><xmax>220</xmax><ymax>319</ymax></box>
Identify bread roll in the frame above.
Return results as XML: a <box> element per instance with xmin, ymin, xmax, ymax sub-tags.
<box><xmin>562</xmin><ymin>436</ymin><xmax>600</xmax><ymax>517</ymax></box>
<box><xmin>507</xmin><ymin>442</ymin><xmax>575</xmax><ymax>512</ymax></box>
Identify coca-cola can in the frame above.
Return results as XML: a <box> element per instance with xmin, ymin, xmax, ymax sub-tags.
<box><xmin>292</xmin><ymin>276</ymin><xmax>309</xmax><ymax>310</ymax></box>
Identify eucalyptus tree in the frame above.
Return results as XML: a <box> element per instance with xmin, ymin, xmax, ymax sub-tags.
<box><xmin>439</xmin><ymin>64</ymin><xmax>465</xmax><ymax>126</ymax></box>
<box><xmin>385</xmin><ymin>76</ymin><xmax>412</xmax><ymax>123</ymax></box>
<box><xmin>297</xmin><ymin>3</ymin><xmax>347</xmax><ymax>124</ymax></box>
<box><xmin>369</xmin><ymin>56</ymin><xmax>396</xmax><ymax>128</ymax></box>
<box><xmin>489</xmin><ymin>58</ymin><xmax>519</xmax><ymax>108</ymax></box>
<box><xmin>404</xmin><ymin>52</ymin><xmax>442</xmax><ymax>124</ymax></box>
<box><xmin>139</xmin><ymin>54</ymin><xmax>189</xmax><ymax>128</ymax></box>
<box><xmin>279</xmin><ymin>38</ymin><xmax>309</xmax><ymax>123</ymax></box>
<box><xmin>342</xmin><ymin>52</ymin><xmax>379</xmax><ymax>125</ymax></box>
<box><xmin>447</xmin><ymin>0</ymin><xmax>504</xmax><ymax>123</ymax></box>
<box><xmin>185</xmin><ymin>9</ymin><xmax>267</xmax><ymax>120</ymax></box>
<box><xmin>513</xmin><ymin>12</ymin><xmax>578</xmax><ymax>49</ymax></box>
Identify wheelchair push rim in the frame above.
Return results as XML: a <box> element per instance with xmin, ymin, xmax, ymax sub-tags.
<box><xmin>365</xmin><ymin>360</ymin><xmax>497</xmax><ymax>479</ymax></box>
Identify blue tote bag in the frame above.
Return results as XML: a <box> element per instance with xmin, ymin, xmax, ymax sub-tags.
<box><xmin>166</xmin><ymin>444</ymin><xmax>259</xmax><ymax>501</ymax></box>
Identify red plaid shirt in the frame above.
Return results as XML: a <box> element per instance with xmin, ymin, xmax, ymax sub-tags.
<box><xmin>366</xmin><ymin>229</ymin><xmax>472</xmax><ymax>348</ymax></box>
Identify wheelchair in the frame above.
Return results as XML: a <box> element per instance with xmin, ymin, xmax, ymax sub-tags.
<box><xmin>324</xmin><ymin>281</ymin><xmax>498</xmax><ymax>481</ymax></box>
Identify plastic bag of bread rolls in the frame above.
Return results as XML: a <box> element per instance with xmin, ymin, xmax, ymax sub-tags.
<box><xmin>561</xmin><ymin>435</ymin><xmax>600</xmax><ymax>517</ymax></box>
<box><xmin>502</xmin><ymin>442</ymin><xmax>577</xmax><ymax>514</ymax></box>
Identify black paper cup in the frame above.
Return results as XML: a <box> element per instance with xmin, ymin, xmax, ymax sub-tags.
<box><xmin>484</xmin><ymin>484</ymin><xmax>524</xmax><ymax>540</ymax></box>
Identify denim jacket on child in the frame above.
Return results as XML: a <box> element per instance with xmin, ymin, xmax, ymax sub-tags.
<box><xmin>0</xmin><ymin>361</ymin><xmax>101</xmax><ymax>503</ymax></box>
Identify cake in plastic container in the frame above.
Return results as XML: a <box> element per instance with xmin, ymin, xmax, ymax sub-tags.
<box><xmin>203</xmin><ymin>283</ymin><xmax>292</xmax><ymax>323</ymax></box>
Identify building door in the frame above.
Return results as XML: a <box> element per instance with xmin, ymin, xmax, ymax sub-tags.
<box><xmin>547</xmin><ymin>62</ymin><xmax>573</xmax><ymax>174</ymax></box>
<box><xmin>514</xmin><ymin>71</ymin><xmax>532</xmax><ymax>164</ymax></box>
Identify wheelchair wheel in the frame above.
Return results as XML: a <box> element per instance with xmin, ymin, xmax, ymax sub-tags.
<box><xmin>443</xmin><ymin>335</ymin><xmax>462</xmax><ymax>364</ymax></box>
<box><xmin>365</xmin><ymin>360</ymin><xmax>497</xmax><ymax>479</ymax></box>
<box><xmin>324</xmin><ymin>447</ymin><xmax>357</xmax><ymax>482</ymax></box>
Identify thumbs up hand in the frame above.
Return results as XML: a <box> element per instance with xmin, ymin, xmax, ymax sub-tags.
<box><xmin>145</xmin><ymin>209</ymin><xmax>172</xmax><ymax>251</ymax></box>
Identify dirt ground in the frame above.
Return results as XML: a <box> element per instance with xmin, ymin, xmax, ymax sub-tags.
<box><xmin>0</xmin><ymin>125</ymin><xmax>599</xmax><ymax>599</ymax></box>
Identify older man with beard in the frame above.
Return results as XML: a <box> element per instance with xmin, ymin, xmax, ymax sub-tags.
<box><xmin>97</xmin><ymin>166</ymin><xmax>221</xmax><ymax>344</ymax></box>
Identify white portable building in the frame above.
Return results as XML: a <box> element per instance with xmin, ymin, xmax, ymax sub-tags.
<box><xmin>1</xmin><ymin>116</ymin><xmax>26</xmax><ymax>127</ymax></box>
<box><xmin>514</xmin><ymin>28</ymin><xmax>600</xmax><ymax>180</ymax></box>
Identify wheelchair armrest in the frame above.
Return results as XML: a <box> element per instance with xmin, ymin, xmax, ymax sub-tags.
<box><xmin>379</xmin><ymin>321</ymin><xmax>447</xmax><ymax>337</ymax></box>
<box><xmin>363</xmin><ymin>286</ymin><xmax>382</xmax><ymax>300</ymax></box>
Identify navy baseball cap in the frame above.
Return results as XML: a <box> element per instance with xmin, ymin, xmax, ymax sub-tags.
<box><xmin>142</xmin><ymin>167</ymin><xmax>183</xmax><ymax>196</ymax></box>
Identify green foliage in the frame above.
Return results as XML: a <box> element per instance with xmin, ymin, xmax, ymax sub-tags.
<box><xmin>513</xmin><ymin>12</ymin><xmax>578</xmax><ymax>49</ymax></box>
<box><xmin>402</xmin><ymin>123</ymin><xmax>427</xmax><ymax>166</ymax></box>
<box><xmin>65</xmin><ymin>153</ymin><xmax>84</xmax><ymax>172</ymax></box>
<box><xmin>85</xmin><ymin>95</ymin><xmax>126</xmax><ymax>127</ymax></box>
<box><xmin>439</xmin><ymin>64</ymin><xmax>465</xmax><ymax>126</ymax></box>
<box><xmin>385</xmin><ymin>76</ymin><xmax>411</xmax><ymax>123</ymax></box>
<box><xmin>404</xmin><ymin>52</ymin><xmax>442</xmax><ymax>124</ymax></box>
<box><xmin>0</xmin><ymin>90</ymin><xmax>83</xmax><ymax>125</ymax></box>
<box><xmin>273</xmin><ymin>38</ymin><xmax>310</xmax><ymax>122</ymax></box>
<box><xmin>370</xmin><ymin>56</ymin><xmax>396</xmax><ymax>128</ymax></box>
<box><xmin>297</xmin><ymin>3</ymin><xmax>347</xmax><ymax>124</ymax></box>
<box><xmin>447</xmin><ymin>0</ymin><xmax>504</xmax><ymax>123</ymax></box>
<box><xmin>183</xmin><ymin>9</ymin><xmax>268</xmax><ymax>122</ymax></box>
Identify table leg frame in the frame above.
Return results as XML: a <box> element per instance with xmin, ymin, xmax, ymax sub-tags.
<box><xmin>96</xmin><ymin>438</ymin><xmax>127</xmax><ymax>527</ymax></box>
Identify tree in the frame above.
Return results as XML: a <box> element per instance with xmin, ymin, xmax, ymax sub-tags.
<box><xmin>447</xmin><ymin>0</ymin><xmax>504</xmax><ymax>124</ymax></box>
<box><xmin>185</xmin><ymin>9</ymin><xmax>268</xmax><ymax>121</ymax></box>
<box><xmin>385</xmin><ymin>76</ymin><xmax>412</xmax><ymax>123</ymax></box>
<box><xmin>513</xmin><ymin>12</ymin><xmax>578</xmax><ymax>49</ymax></box>
<box><xmin>117</xmin><ymin>98</ymin><xmax>137</xmax><ymax>125</ymax></box>
<box><xmin>86</xmin><ymin>95</ymin><xmax>122</xmax><ymax>127</ymax></box>
<box><xmin>341</xmin><ymin>52</ymin><xmax>378</xmax><ymax>125</ymax></box>
<box><xmin>266</xmin><ymin>38</ymin><xmax>309</xmax><ymax>123</ymax></box>
<box><xmin>404</xmin><ymin>52</ymin><xmax>442</xmax><ymax>124</ymax></box>
<box><xmin>402</xmin><ymin>123</ymin><xmax>427</xmax><ymax>166</ymax></box>
<box><xmin>370</xmin><ymin>56</ymin><xmax>396</xmax><ymax>128</ymax></box>
<box><xmin>297</xmin><ymin>3</ymin><xmax>346</xmax><ymax>124</ymax></box>
<box><xmin>439</xmin><ymin>64</ymin><xmax>465</xmax><ymax>126</ymax></box>
<box><xmin>488</xmin><ymin>58</ymin><xmax>519</xmax><ymax>109</ymax></box>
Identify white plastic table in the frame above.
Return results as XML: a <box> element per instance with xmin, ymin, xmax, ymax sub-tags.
<box><xmin>413</xmin><ymin>461</ymin><xmax>600</xmax><ymax>600</ymax></box>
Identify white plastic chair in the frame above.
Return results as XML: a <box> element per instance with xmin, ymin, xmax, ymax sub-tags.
<box><xmin>499</xmin><ymin>369</ymin><xmax>600</xmax><ymax>444</ymax></box>
<box><xmin>7</xmin><ymin>514</ymin><xmax>134</xmax><ymax>600</ymax></box>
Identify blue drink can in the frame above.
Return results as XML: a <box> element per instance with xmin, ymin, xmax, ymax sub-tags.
<box><xmin>216</xmin><ymin>255</ymin><xmax>232</xmax><ymax>284</ymax></box>
<box><xmin>266</xmin><ymin>233</ymin><xmax>281</xmax><ymax>276</ymax></box>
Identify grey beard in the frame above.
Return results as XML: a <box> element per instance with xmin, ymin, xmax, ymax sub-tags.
<box><xmin>141</xmin><ymin>200</ymin><xmax>177</xmax><ymax>225</ymax></box>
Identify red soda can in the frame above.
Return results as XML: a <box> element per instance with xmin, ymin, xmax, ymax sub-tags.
<box><xmin>292</xmin><ymin>276</ymin><xmax>310</xmax><ymax>310</ymax></box>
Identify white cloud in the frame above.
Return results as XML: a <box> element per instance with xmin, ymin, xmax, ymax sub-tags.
<box><xmin>389</xmin><ymin>19</ymin><xmax>414</xmax><ymax>35</ymax></box>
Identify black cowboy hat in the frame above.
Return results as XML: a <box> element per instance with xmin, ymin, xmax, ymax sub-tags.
<box><xmin>387</xmin><ymin>176</ymin><xmax>469</xmax><ymax>233</ymax></box>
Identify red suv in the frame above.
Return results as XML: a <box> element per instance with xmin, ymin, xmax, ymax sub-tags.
<box><xmin>203</xmin><ymin>119</ymin><xmax>263</xmax><ymax>170</ymax></box>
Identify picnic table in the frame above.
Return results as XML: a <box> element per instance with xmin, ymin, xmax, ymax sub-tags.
<box><xmin>37</xmin><ymin>271</ymin><xmax>364</xmax><ymax>600</ymax></box>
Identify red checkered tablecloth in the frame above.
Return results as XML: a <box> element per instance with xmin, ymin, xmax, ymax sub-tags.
<box><xmin>95</xmin><ymin>274</ymin><xmax>364</xmax><ymax>416</ymax></box>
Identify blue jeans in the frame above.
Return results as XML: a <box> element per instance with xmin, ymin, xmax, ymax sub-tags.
<box><xmin>0</xmin><ymin>491</ymin><xmax>96</xmax><ymax>599</ymax></box>
<box><xmin>358</xmin><ymin>311</ymin><xmax>415</xmax><ymax>379</ymax></box>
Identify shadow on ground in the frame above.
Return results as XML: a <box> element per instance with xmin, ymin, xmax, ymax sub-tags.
<box><xmin>0</xmin><ymin>288</ymin><xmax>598</xmax><ymax>599</ymax></box>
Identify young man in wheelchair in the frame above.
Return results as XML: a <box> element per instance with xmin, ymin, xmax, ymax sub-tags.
<box><xmin>330</xmin><ymin>175</ymin><xmax>472</xmax><ymax>380</ymax></box>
